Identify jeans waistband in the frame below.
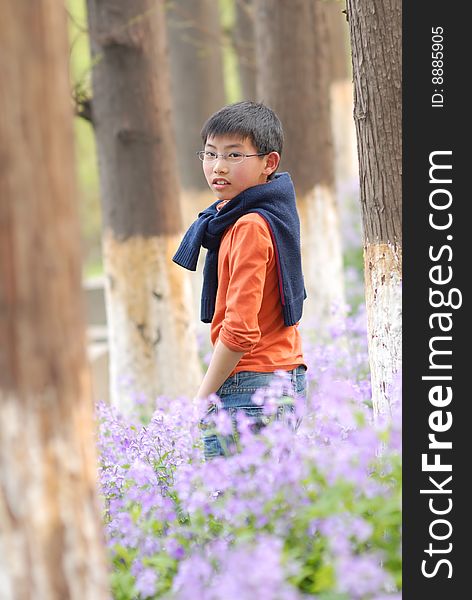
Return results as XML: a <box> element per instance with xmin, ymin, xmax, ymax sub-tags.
<box><xmin>228</xmin><ymin>365</ymin><xmax>306</xmax><ymax>387</ymax></box>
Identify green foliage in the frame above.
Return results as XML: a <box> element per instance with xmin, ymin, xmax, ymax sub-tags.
<box><xmin>219</xmin><ymin>0</ymin><xmax>242</xmax><ymax>102</ymax></box>
<box><xmin>110</xmin><ymin>545</ymin><xmax>138</xmax><ymax>600</ymax></box>
<box><xmin>344</xmin><ymin>246</ymin><xmax>364</xmax><ymax>276</ymax></box>
<box><xmin>67</xmin><ymin>0</ymin><xmax>102</xmax><ymax>277</ymax></box>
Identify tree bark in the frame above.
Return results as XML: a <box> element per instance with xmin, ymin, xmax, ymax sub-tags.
<box><xmin>255</xmin><ymin>0</ymin><xmax>345</xmax><ymax>324</ymax></box>
<box><xmin>0</xmin><ymin>2</ymin><xmax>108</xmax><ymax>597</ymax></box>
<box><xmin>166</xmin><ymin>0</ymin><xmax>227</xmax><ymax>192</ymax></box>
<box><xmin>86</xmin><ymin>0</ymin><xmax>202</xmax><ymax>412</ymax></box>
<box><xmin>346</xmin><ymin>0</ymin><xmax>402</xmax><ymax>416</ymax></box>
<box><xmin>233</xmin><ymin>0</ymin><xmax>257</xmax><ymax>100</ymax></box>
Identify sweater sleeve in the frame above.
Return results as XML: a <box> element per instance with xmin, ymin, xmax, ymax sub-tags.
<box><xmin>219</xmin><ymin>214</ymin><xmax>273</xmax><ymax>353</ymax></box>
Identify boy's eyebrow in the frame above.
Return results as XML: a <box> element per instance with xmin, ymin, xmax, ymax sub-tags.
<box><xmin>205</xmin><ymin>142</ymin><xmax>244</xmax><ymax>149</ymax></box>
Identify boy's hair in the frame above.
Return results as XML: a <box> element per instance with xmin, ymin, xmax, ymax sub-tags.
<box><xmin>201</xmin><ymin>101</ymin><xmax>284</xmax><ymax>179</ymax></box>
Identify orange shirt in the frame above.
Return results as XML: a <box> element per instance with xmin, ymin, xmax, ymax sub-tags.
<box><xmin>210</xmin><ymin>212</ymin><xmax>305</xmax><ymax>373</ymax></box>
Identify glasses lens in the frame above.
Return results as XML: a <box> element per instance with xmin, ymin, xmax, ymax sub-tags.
<box><xmin>197</xmin><ymin>151</ymin><xmax>247</xmax><ymax>163</ymax></box>
<box><xmin>228</xmin><ymin>153</ymin><xmax>244</xmax><ymax>164</ymax></box>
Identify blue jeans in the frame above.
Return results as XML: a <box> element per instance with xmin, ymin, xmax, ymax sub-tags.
<box><xmin>200</xmin><ymin>366</ymin><xmax>307</xmax><ymax>460</ymax></box>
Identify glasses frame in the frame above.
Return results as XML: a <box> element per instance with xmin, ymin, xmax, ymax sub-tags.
<box><xmin>196</xmin><ymin>150</ymin><xmax>269</xmax><ymax>164</ymax></box>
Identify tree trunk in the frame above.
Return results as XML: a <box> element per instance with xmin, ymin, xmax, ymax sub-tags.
<box><xmin>0</xmin><ymin>2</ymin><xmax>108</xmax><ymax>597</ymax></box>
<box><xmin>255</xmin><ymin>0</ymin><xmax>345</xmax><ymax>325</ymax></box>
<box><xmin>86</xmin><ymin>0</ymin><xmax>202</xmax><ymax>413</ymax></box>
<box><xmin>166</xmin><ymin>0</ymin><xmax>227</xmax><ymax>192</ymax></box>
<box><xmin>324</xmin><ymin>0</ymin><xmax>358</xmax><ymax>184</ymax></box>
<box><xmin>233</xmin><ymin>0</ymin><xmax>256</xmax><ymax>100</ymax></box>
<box><xmin>346</xmin><ymin>0</ymin><xmax>402</xmax><ymax>416</ymax></box>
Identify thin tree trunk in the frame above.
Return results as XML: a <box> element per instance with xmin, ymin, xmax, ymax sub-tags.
<box><xmin>324</xmin><ymin>0</ymin><xmax>358</xmax><ymax>184</ymax></box>
<box><xmin>86</xmin><ymin>0</ymin><xmax>202</xmax><ymax>413</ymax></box>
<box><xmin>166</xmin><ymin>0</ymin><xmax>227</xmax><ymax>192</ymax></box>
<box><xmin>0</xmin><ymin>2</ymin><xmax>108</xmax><ymax>597</ymax></box>
<box><xmin>346</xmin><ymin>0</ymin><xmax>402</xmax><ymax>416</ymax></box>
<box><xmin>233</xmin><ymin>0</ymin><xmax>256</xmax><ymax>100</ymax></box>
<box><xmin>255</xmin><ymin>0</ymin><xmax>345</xmax><ymax>325</ymax></box>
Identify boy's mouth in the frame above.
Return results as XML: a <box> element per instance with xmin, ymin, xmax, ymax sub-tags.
<box><xmin>212</xmin><ymin>177</ymin><xmax>231</xmax><ymax>190</ymax></box>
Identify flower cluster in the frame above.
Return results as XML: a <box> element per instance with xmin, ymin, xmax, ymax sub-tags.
<box><xmin>97</xmin><ymin>307</ymin><xmax>401</xmax><ymax>599</ymax></box>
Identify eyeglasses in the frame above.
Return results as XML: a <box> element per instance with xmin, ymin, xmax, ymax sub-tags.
<box><xmin>196</xmin><ymin>150</ymin><xmax>268</xmax><ymax>164</ymax></box>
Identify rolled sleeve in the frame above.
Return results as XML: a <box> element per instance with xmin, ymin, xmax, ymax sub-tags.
<box><xmin>219</xmin><ymin>217</ymin><xmax>272</xmax><ymax>352</ymax></box>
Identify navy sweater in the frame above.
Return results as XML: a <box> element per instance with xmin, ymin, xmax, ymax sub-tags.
<box><xmin>172</xmin><ymin>172</ymin><xmax>306</xmax><ymax>326</ymax></box>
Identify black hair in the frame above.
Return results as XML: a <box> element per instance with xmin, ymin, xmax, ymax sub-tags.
<box><xmin>200</xmin><ymin>101</ymin><xmax>284</xmax><ymax>179</ymax></box>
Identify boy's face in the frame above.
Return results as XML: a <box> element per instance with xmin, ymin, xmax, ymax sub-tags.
<box><xmin>202</xmin><ymin>135</ymin><xmax>280</xmax><ymax>202</ymax></box>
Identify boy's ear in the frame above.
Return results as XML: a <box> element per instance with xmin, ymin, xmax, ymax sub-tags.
<box><xmin>263</xmin><ymin>151</ymin><xmax>281</xmax><ymax>176</ymax></box>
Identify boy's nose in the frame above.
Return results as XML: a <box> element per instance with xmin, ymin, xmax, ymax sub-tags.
<box><xmin>213</xmin><ymin>158</ymin><xmax>229</xmax><ymax>173</ymax></box>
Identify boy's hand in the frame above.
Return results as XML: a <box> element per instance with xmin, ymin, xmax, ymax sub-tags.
<box><xmin>196</xmin><ymin>339</ymin><xmax>244</xmax><ymax>399</ymax></box>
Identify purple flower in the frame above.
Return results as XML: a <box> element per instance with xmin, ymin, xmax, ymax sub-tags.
<box><xmin>336</xmin><ymin>554</ymin><xmax>393</xmax><ymax>598</ymax></box>
<box><xmin>172</xmin><ymin>554</ymin><xmax>213</xmax><ymax>599</ymax></box>
<box><xmin>96</xmin><ymin>300</ymin><xmax>401</xmax><ymax>599</ymax></box>
<box><xmin>214</xmin><ymin>409</ymin><xmax>234</xmax><ymax>436</ymax></box>
<box><xmin>134</xmin><ymin>567</ymin><xmax>158</xmax><ymax>598</ymax></box>
<box><xmin>128</xmin><ymin>459</ymin><xmax>156</xmax><ymax>487</ymax></box>
<box><xmin>166</xmin><ymin>537</ymin><xmax>185</xmax><ymax>560</ymax></box>
<box><xmin>206</xmin><ymin>536</ymin><xmax>301</xmax><ymax>600</ymax></box>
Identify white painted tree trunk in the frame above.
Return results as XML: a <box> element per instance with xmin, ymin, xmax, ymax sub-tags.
<box><xmin>299</xmin><ymin>184</ymin><xmax>346</xmax><ymax>327</ymax></box>
<box><xmin>346</xmin><ymin>0</ymin><xmax>402</xmax><ymax>418</ymax></box>
<box><xmin>364</xmin><ymin>243</ymin><xmax>402</xmax><ymax>417</ymax></box>
<box><xmin>103</xmin><ymin>231</ymin><xmax>202</xmax><ymax>413</ymax></box>
<box><xmin>0</xmin><ymin>388</ymin><xmax>109</xmax><ymax>599</ymax></box>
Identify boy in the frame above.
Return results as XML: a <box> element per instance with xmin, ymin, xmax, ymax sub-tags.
<box><xmin>173</xmin><ymin>101</ymin><xmax>307</xmax><ymax>459</ymax></box>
